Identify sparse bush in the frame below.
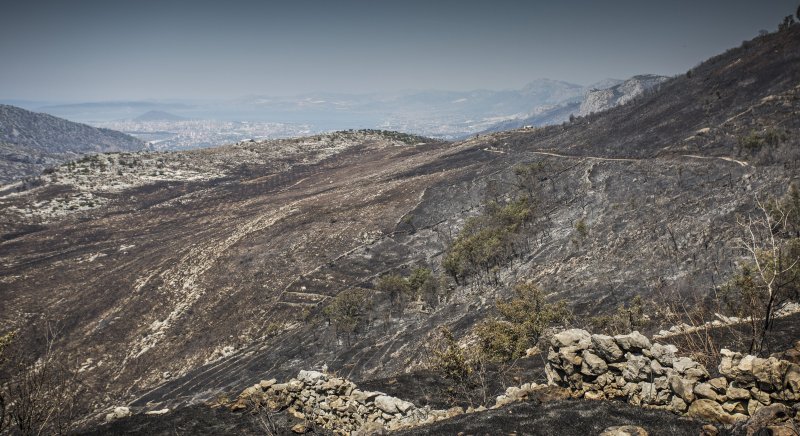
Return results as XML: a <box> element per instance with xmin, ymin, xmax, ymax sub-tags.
<box><xmin>589</xmin><ymin>295</ymin><xmax>651</xmax><ymax>335</ymax></box>
<box><xmin>443</xmin><ymin>199</ymin><xmax>534</xmax><ymax>283</ymax></box>
<box><xmin>323</xmin><ymin>288</ymin><xmax>372</xmax><ymax>343</ymax></box>
<box><xmin>475</xmin><ymin>281</ymin><xmax>571</xmax><ymax>363</ymax></box>
<box><xmin>376</xmin><ymin>268</ymin><xmax>441</xmax><ymax>316</ymax></box>
<box><xmin>574</xmin><ymin>218</ymin><xmax>588</xmax><ymax>239</ymax></box>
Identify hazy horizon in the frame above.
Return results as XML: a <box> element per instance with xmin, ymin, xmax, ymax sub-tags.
<box><xmin>2</xmin><ymin>0</ymin><xmax>797</xmax><ymax>102</ymax></box>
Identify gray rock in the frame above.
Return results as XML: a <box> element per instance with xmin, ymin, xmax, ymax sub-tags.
<box><xmin>374</xmin><ymin>395</ymin><xmax>414</xmax><ymax>415</ymax></box>
<box><xmin>668</xmin><ymin>375</ymin><xmax>695</xmax><ymax>403</ymax></box>
<box><xmin>552</xmin><ymin>329</ymin><xmax>591</xmax><ymax>349</ymax></box>
<box><xmin>591</xmin><ymin>334</ymin><xmax>624</xmax><ymax>361</ymax></box>
<box><xmin>297</xmin><ymin>370</ymin><xmax>327</xmax><ymax>383</ymax></box>
<box><xmin>671</xmin><ymin>357</ymin><xmax>699</xmax><ymax>374</ymax></box>
<box><xmin>622</xmin><ymin>354</ymin><xmax>651</xmax><ymax>382</ymax></box>
<box><xmin>670</xmin><ymin>396</ymin><xmax>688</xmax><ymax>413</ymax></box>
<box><xmin>726</xmin><ymin>386</ymin><xmax>750</xmax><ymax>400</ymax></box>
<box><xmin>614</xmin><ymin>331</ymin><xmax>651</xmax><ymax>351</ymax></box>
<box><xmin>649</xmin><ymin>343</ymin><xmax>678</xmax><ymax>366</ymax></box>
<box><xmin>581</xmin><ymin>350</ymin><xmax>608</xmax><ymax>376</ymax></box>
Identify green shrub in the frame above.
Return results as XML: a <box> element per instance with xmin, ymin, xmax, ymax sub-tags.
<box><xmin>475</xmin><ymin>281</ymin><xmax>571</xmax><ymax>362</ymax></box>
<box><xmin>323</xmin><ymin>288</ymin><xmax>371</xmax><ymax>337</ymax></box>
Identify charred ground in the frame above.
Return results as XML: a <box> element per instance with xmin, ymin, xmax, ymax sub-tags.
<box><xmin>0</xmin><ymin>25</ymin><xmax>799</xmax><ymax>434</ymax></box>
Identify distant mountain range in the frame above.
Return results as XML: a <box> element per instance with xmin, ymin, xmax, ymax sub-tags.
<box><xmin>0</xmin><ymin>105</ymin><xmax>145</xmax><ymax>183</ymax></box>
<box><xmin>19</xmin><ymin>76</ymin><xmax>667</xmax><ymax>140</ymax></box>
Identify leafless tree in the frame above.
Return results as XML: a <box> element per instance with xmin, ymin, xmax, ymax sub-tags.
<box><xmin>724</xmin><ymin>196</ymin><xmax>800</xmax><ymax>354</ymax></box>
<box><xmin>2</xmin><ymin>320</ymin><xmax>89</xmax><ymax>435</ymax></box>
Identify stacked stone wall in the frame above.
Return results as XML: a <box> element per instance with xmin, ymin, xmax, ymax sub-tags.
<box><xmin>545</xmin><ymin>329</ymin><xmax>800</xmax><ymax>425</ymax></box>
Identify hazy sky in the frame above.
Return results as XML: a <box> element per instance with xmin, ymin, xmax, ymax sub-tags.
<box><xmin>1</xmin><ymin>0</ymin><xmax>797</xmax><ymax>101</ymax></box>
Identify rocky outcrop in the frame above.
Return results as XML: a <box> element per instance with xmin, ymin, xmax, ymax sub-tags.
<box><xmin>578</xmin><ymin>75</ymin><xmax>668</xmax><ymax>116</ymax></box>
<box><xmin>545</xmin><ymin>329</ymin><xmax>800</xmax><ymax>427</ymax></box>
<box><xmin>231</xmin><ymin>370</ymin><xmax>464</xmax><ymax>434</ymax></box>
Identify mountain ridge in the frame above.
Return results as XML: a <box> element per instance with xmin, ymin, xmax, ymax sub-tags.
<box><xmin>0</xmin><ymin>104</ymin><xmax>145</xmax><ymax>183</ymax></box>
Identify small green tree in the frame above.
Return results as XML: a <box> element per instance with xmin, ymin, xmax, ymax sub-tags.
<box><xmin>475</xmin><ymin>281</ymin><xmax>571</xmax><ymax>362</ymax></box>
<box><xmin>376</xmin><ymin>273</ymin><xmax>414</xmax><ymax>316</ymax></box>
<box><xmin>408</xmin><ymin>267</ymin><xmax>438</xmax><ymax>308</ymax></box>
<box><xmin>323</xmin><ymin>289</ymin><xmax>372</xmax><ymax>342</ymax></box>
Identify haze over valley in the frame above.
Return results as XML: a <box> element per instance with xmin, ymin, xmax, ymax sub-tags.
<box><xmin>2</xmin><ymin>1</ymin><xmax>800</xmax><ymax>435</ymax></box>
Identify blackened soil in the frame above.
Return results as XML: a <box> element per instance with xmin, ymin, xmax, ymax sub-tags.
<box><xmin>76</xmin><ymin>405</ymin><xmax>333</xmax><ymax>436</ymax></box>
<box><xmin>394</xmin><ymin>398</ymin><xmax>716</xmax><ymax>436</ymax></box>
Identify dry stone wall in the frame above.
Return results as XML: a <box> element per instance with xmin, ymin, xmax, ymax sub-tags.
<box><xmin>231</xmin><ymin>370</ymin><xmax>463</xmax><ymax>434</ymax></box>
<box><xmin>545</xmin><ymin>329</ymin><xmax>800</xmax><ymax>425</ymax></box>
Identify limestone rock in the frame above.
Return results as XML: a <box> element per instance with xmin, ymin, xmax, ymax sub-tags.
<box><xmin>291</xmin><ymin>423</ymin><xmax>309</xmax><ymax>434</ymax></box>
<box><xmin>581</xmin><ymin>350</ymin><xmax>608</xmax><ymax>376</ymax></box>
<box><xmin>721</xmin><ymin>400</ymin><xmax>746</xmax><ymax>415</ymax></box>
<box><xmin>670</xmin><ymin>396</ymin><xmax>688</xmax><ymax>413</ymax></box>
<box><xmin>746</xmin><ymin>404</ymin><xmax>794</xmax><ymax>436</ymax></box>
<box><xmin>613</xmin><ymin>331</ymin><xmax>651</xmax><ymax>351</ymax></box>
<box><xmin>650</xmin><ymin>343</ymin><xmax>678</xmax><ymax>366</ymax></box>
<box><xmin>592</xmin><ymin>334</ymin><xmax>624</xmax><ymax>361</ymax></box>
<box><xmin>259</xmin><ymin>378</ymin><xmax>277</xmax><ymax>390</ymax></box>
<box><xmin>622</xmin><ymin>354</ymin><xmax>651</xmax><ymax>382</ymax></box>
<box><xmin>694</xmin><ymin>383</ymin><xmax>723</xmax><ymax>402</ymax></box>
<box><xmin>707</xmin><ymin>377</ymin><xmax>727</xmax><ymax>393</ymax></box>
<box><xmin>687</xmin><ymin>399</ymin><xmax>736</xmax><ymax>425</ymax></box>
<box><xmin>105</xmin><ymin>406</ymin><xmax>131</xmax><ymax>422</ymax></box>
<box><xmin>552</xmin><ymin>329</ymin><xmax>591</xmax><ymax>349</ymax></box>
<box><xmin>726</xmin><ymin>386</ymin><xmax>750</xmax><ymax>400</ymax></box>
<box><xmin>374</xmin><ymin>395</ymin><xmax>414</xmax><ymax>415</ymax></box>
<box><xmin>599</xmin><ymin>425</ymin><xmax>648</xmax><ymax>436</ymax></box>
<box><xmin>672</xmin><ymin>357</ymin><xmax>700</xmax><ymax>374</ymax></box>
<box><xmin>297</xmin><ymin>370</ymin><xmax>327</xmax><ymax>383</ymax></box>
<box><xmin>351</xmin><ymin>389</ymin><xmax>382</xmax><ymax>404</ymax></box>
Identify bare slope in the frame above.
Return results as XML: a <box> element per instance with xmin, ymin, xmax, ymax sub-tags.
<box><xmin>0</xmin><ymin>27</ymin><xmax>799</xmax><ymax>429</ymax></box>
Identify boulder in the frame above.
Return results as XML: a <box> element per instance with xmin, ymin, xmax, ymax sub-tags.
<box><xmin>105</xmin><ymin>406</ymin><xmax>131</xmax><ymax>422</ymax></box>
<box><xmin>745</xmin><ymin>404</ymin><xmax>794</xmax><ymax>436</ymax></box>
<box><xmin>552</xmin><ymin>329</ymin><xmax>591</xmax><ymax>349</ymax></box>
<box><xmin>726</xmin><ymin>386</ymin><xmax>750</xmax><ymax>400</ymax></box>
<box><xmin>694</xmin><ymin>383</ymin><xmax>723</xmax><ymax>401</ymax></box>
<box><xmin>687</xmin><ymin>399</ymin><xmax>737</xmax><ymax>425</ymax></box>
<box><xmin>622</xmin><ymin>354</ymin><xmax>651</xmax><ymax>382</ymax></box>
<box><xmin>592</xmin><ymin>334</ymin><xmax>624</xmax><ymax>361</ymax></box>
<box><xmin>613</xmin><ymin>331</ymin><xmax>651</xmax><ymax>351</ymax></box>
<box><xmin>670</xmin><ymin>396</ymin><xmax>688</xmax><ymax>413</ymax></box>
<box><xmin>650</xmin><ymin>343</ymin><xmax>678</xmax><ymax>366</ymax></box>
<box><xmin>374</xmin><ymin>395</ymin><xmax>414</xmax><ymax>415</ymax></box>
<box><xmin>581</xmin><ymin>350</ymin><xmax>608</xmax><ymax>376</ymax></box>
<box><xmin>297</xmin><ymin>370</ymin><xmax>327</xmax><ymax>383</ymax></box>
<box><xmin>672</xmin><ymin>357</ymin><xmax>700</xmax><ymax>374</ymax></box>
